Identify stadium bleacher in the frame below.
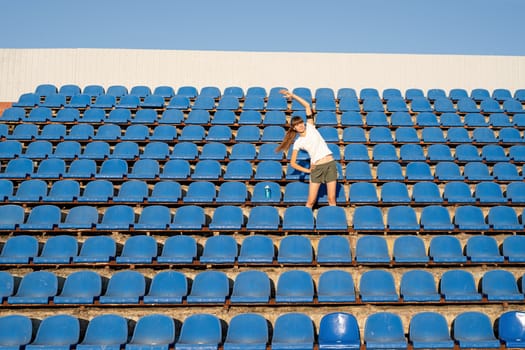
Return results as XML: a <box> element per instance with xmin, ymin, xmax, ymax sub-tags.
<box><xmin>1</xmin><ymin>84</ymin><xmax>525</xmax><ymax>349</ymax></box>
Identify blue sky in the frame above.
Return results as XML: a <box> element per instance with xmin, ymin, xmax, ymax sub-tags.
<box><xmin>1</xmin><ymin>0</ymin><xmax>524</xmax><ymax>56</ymax></box>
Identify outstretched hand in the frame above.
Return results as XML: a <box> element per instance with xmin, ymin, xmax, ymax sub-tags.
<box><xmin>279</xmin><ymin>89</ymin><xmax>293</xmax><ymax>99</ymax></box>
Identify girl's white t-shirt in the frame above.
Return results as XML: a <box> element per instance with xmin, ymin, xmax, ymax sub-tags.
<box><xmin>292</xmin><ymin>123</ymin><xmax>332</xmax><ymax>164</ymax></box>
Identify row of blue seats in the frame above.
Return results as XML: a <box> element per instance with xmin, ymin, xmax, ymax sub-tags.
<box><xmin>12</xmin><ymin>90</ymin><xmax>525</xmax><ymax>115</ymax></box>
<box><xmin>4</xmin><ymin>106</ymin><xmax>525</xmax><ymax>130</ymax></box>
<box><xmin>3</xmin><ymin>121</ymin><xmax>525</xmax><ymax>145</ymax></box>
<box><xmin>24</xmin><ymin>83</ymin><xmax>525</xmax><ymax>102</ymax></box>
<box><xmin>0</xmin><ymin>204</ymin><xmax>523</xmax><ymax>232</ymax></box>
<box><xmin>2</xmin><ymin>233</ymin><xmax>524</xmax><ymax>266</ymax></box>
<box><xmin>1</xmin><ymin>159</ymin><xmax>525</xmax><ymax>184</ymax></box>
<box><xmin>4</xmin><ymin>310</ymin><xmax>525</xmax><ymax>350</ymax></box>
<box><xmin>3</xmin><ymin>178</ymin><xmax>525</xmax><ymax>206</ymax></box>
<box><xmin>3</xmin><ymin>268</ymin><xmax>525</xmax><ymax>305</ymax></box>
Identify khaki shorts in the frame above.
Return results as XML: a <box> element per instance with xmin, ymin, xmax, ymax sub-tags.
<box><xmin>310</xmin><ymin>160</ymin><xmax>338</xmax><ymax>183</ymax></box>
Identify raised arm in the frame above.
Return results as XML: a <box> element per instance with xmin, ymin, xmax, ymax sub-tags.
<box><xmin>280</xmin><ymin>89</ymin><xmax>313</xmax><ymax>121</ymax></box>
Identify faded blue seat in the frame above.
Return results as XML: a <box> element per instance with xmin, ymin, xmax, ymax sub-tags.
<box><xmin>466</xmin><ymin>235</ymin><xmax>504</xmax><ymax>263</ymax></box>
<box><xmin>393</xmin><ymin>236</ymin><xmax>428</xmax><ymax>263</ymax></box>
<box><xmin>183</xmin><ymin>181</ymin><xmax>216</xmax><ymax>204</ymax></box>
<box><xmin>238</xmin><ymin>235</ymin><xmax>274</xmax><ymax>264</ymax></box>
<box><xmin>376</xmin><ymin>162</ymin><xmax>403</xmax><ymax>181</ymax></box>
<box><xmin>109</xmin><ymin>142</ymin><xmax>140</xmax><ymax>160</ymax></box>
<box><xmin>230</xmin><ymin>143</ymin><xmax>256</xmax><ymax>160</ymax></box>
<box><xmin>443</xmin><ymin>182</ymin><xmax>474</xmax><ymax>204</ymax></box>
<box><xmin>24</xmin><ymin>140</ymin><xmax>53</xmax><ymax>159</ymax></box>
<box><xmin>503</xmin><ymin>235</ymin><xmax>525</xmax><ymax>262</ymax></box>
<box><xmin>32</xmin><ymin>158</ymin><xmax>66</xmax><ymax>179</ymax></box>
<box><xmin>9</xmin><ymin>179</ymin><xmax>47</xmax><ymax>202</ymax></box>
<box><xmin>481</xmin><ymin>270</ymin><xmax>522</xmax><ymax>301</ymax></box>
<box><xmin>224</xmin><ymin>313</ymin><xmax>268</xmax><ymax>350</ymax></box>
<box><xmin>420</xmin><ymin>205</ymin><xmax>454</xmax><ymax>231</ymax></box>
<box><xmin>254</xmin><ymin>160</ymin><xmax>283</xmax><ymax>180</ymax></box>
<box><xmin>271</xmin><ymin>313</ymin><xmax>314</xmax><ymax>350</ymax></box>
<box><xmin>187</xmin><ymin>271</ymin><xmax>229</xmax><ymax>304</ymax></box>
<box><xmin>191</xmin><ymin>160</ymin><xmax>222</xmax><ymax>180</ymax></box>
<box><xmin>200</xmin><ymin>235</ymin><xmax>238</xmax><ymax>264</ymax></box>
<box><xmin>400</xmin><ymin>145</ymin><xmax>426</xmax><ymax>162</ymax></box>
<box><xmin>364</xmin><ymin>312</ymin><xmax>407</xmax><ymax>350</ymax></box>
<box><xmin>317</xmin><ymin>270</ymin><xmax>356</xmax><ymax>303</ymax></box>
<box><xmin>453</xmin><ymin>312</ymin><xmax>500</xmax><ymax>349</ymax></box>
<box><xmin>454</xmin><ymin>205</ymin><xmax>490</xmax><ymax>231</ymax></box>
<box><xmin>317</xmin><ymin>236</ymin><xmax>352</xmax><ymax>264</ymax></box>
<box><xmin>50</xmin><ymin>141</ymin><xmax>81</xmax><ymax>160</ymax></box>
<box><xmin>429</xmin><ymin>235</ymin><xmax>466</xmax><ymax>263</ymax></box>
<box><xmin>381</xmin><ymin>182</ymin><xmax>410</xmax><ymax>204</ymax></box>
<box><xmin>440</xmin><ymin>270</ymin><xmax>482</xmax><ymax>301</ymax></box>
<box><xmin>277</xmin><ymin>235</ymin><xmax>313</xmax><ymax>264</ymax></box>
<box><xmin>171</xmin><ymin>142</ymin><xmax>198</xmax><ymax>160</ymax></box>
<box><xmin>355</xmin><ymin>236</ymin><xmax>390</xmax><ymax>263</ymax></box>
<box><xmin>77</xmin><ymin>314</ymin><xmax>128</xmax><ymax>350</ymax></box>
<box><xmin>224</xmin><ymin>160</ymin><xmax>253</xmax><ymax>180</ymax></box>
<box><xmin>209</xmin><ymin>205</ymin><xmax>244</xmax><ymax>231</ymax></box>
<box><xmin>170</xmin><ymin>205</ymin><xmax>205</xmax><ymax>230</ymax></box>
<box><xmin>345</xmin><ymin>162</ymin><xmax>373</xmax><ymax>180</ymax></box>
<box><xmin>359</xmin><ymin>270</ymin><xmax>398</xmax><ymax>302</ymax></box>
<box><xmin>73</xmin><ymin>236</ymin><xmax>116</xmax><ymax>263</ymax></box>
<box><xmin>33</xmin><ymin>235</ymin><xmax>78</xmax><ymax>264</ymax></box>
<box><xmin>0</xmin><ymin>158</ymin><xmax>33</xmax><ymax>179</ymax></box>
<box><xmin>0</xmin><ymin>235</ymin><xmax>38</xmax><ymax>264</ymax></box>
<box><xmin>53</xmin><ymin>270</ymin><xmax>102</xmax><ymax>305</ymax></box>
<box><xmin>348</xmin><ymin>182</ymin><xmax>378</xmax><ymax>204</ymax></box>
<box><xmin>127</xmin><ymin>159</ymin><xmax>160</xmax><ymax>179</ymax></box>
<box><xmin>411</xmin><ymin>182</ymin><xmax>442</xmax><ymax>203</ymax></box>
<box><xmin>463</xmin><ymin>162</ymin><xmax>493</xmax><ymax>181</ymax></box>
<box><xmin>113</xmin><ymin>180</ymin><xmax>149</xmax><ymax>203</ymax></box>
<box><xmin>143</xmin><ymin>271</ymin><xmax>187</xmax><ymax>304</ymax></box>
<box><xmin>126</xmin><ymin>314</ymin><xmax>175</xmax><ymax>350</ymax></box>
<box><xmin>318</xmin><ymin>312</ymin><xmax>360</xmax><ymax>350</ymax></box>
<box><xmin>99</xmin><ymin>270</ymin><xmax>145</xmax><ymax>304</ymax></box>
<box><xmin>275</xmin><ymin>270</ymin><xmax>314</xmax><ymax>303</ymax></box>
<box><xmin>230</xmin><ymin>271</ymin><xmax>271</xmax><ymax>304</ymax></box>
<box><xmin>434</xmin><ymin>162</ymin><xmax>464</xmax><ymax>181</ymax></box>
<box><xmin>282</xmin><ymin>206</ymin><xmax>314</xmax><ymax>231</ymax></box>
<box><xmin>0</xmin><ymin>314</ymin><xmax>32</xmax><ymax>350</ymax></box>
<box><xmin>26</xmin><ymin>315</ymin><xmax>79</xmax><ymax>350</ymax></box>
<box><xmin>352</xmin><ymin>206</ymin><xmax>384</xmax><ymax>231</ymax></box>
<box><xmin>409</xmin><ymin>312</ymin><xmax>453</xmax><ymax>349</ymax></box>
<box><xmin>157</xmin><ymin>236</ymin><xmax>197</xmax><ymax>264</ymax></box>
<box><xmin>387</xmin><ymin>206</ymin><xmax>419</xmax><ymax>231</ymax></box>
<box><xmin>96</xmin><ymin>205</ymin><xmax>135</xmax><ymax>231</ymax></box>
<box><xmin>200</xmin><ymin>142</ymin><xmax>228</xmax><ymax>160</ymax></box>
<box><xmin>176</xmin><ymin>314</ymin><xmax>221</xmax><ymax>350</ymax></box>
<box><xmin>474</xmin><ymin>182</ymin><xmax>506</xmax><ymax>203</ymax></box>
<box><xmin>216</xmin><ymin>182</ymin><xmax>247</xmax><ymax>204</ymax></box>
<box><xmin>8</xmin><ymin>271</ymin><xmax>57</xmax><ymax>304</ymax></box>
<box><xmin>344</xmin><ymin>144</ymin><xmax>369</xmax><ymax>161</ymax></box>
<box><xmin>400</xmin><ymin>270</ymin><xmax>440</xmax><ymax>302</ymax></box>
<box><xmin>19</xmin><ymin>204</ymin><xmax>61</xmax><ymax>231</ymax></box>
<box><xmin>455</xmin><ymin>144</ymin><xmax>481</xmax><ymax>162</ymax></box>
<box><xmin>0</xmin><ymin>204</ymin><xmax>25</xmax><ymax>231</ymax></box>
<box><xmin>80</xmin><ymin>141</ymin><xmax>111</xmax><ymax>160</ymax></box>
<box><xmin>77</xmin><ymin>180</ymin><xmax>114</xmax><ymax>203</ymax></box>
<box><xmin>116</xmin><ymin>235</ymin><xmax>158</xmax><ymax>264</ymax></box>
<box><xmin>316</xmin><ymin>206</ymin><xmax>347</xmax><ymax>230</ymax></box>
<box><xmin>246</xmin><ymin>206</ymin><xmax>280</xmax><ymax>231</ymax></box>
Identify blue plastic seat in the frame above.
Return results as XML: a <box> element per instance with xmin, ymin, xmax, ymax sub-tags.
<box><xmin>440</xmin><ymin>270</ymin><xmax>482</xmax><ymax>301</ymax></box>
<box><xmin>179</xmin><ymin>125</ymin><xmax>205</xmax><ymax>141</ymax></box>
<box><xmin>488</xmin><ymin>206</ymin><xmax>523</xmax><ymax>231</ymax></box>
<box><xmin>443</xmin><ymin>182</ymin><xmax>474</xmax><ymax>203</ymax></box>
<box><xmin>176</xmin><ymin>314</ymin><xmax>221</xmax><ymax>350</ymax></box>
<box><xmin>283</xmin><ymin>182</ymin><xmax>308</xmax><ymax>204</ymax></box>
<box><xmin>352</xmin><ymin>206</ymin><xmax>384</xmax><ymax>231</ymax></box>
<box><xmin>224</xmin><ymin>160</ymin><xmax>253</xmax><ymax>180</ymax></box>
<box><xmin>466</xmin><ymin>235</ymin><xmax>504</xmax><ymax>263</ymax></box>
<box><xmin>502</xmin><ymin>235</ymin><xmax>525</xmax><ymax>263</ymax></box>
<box><xmin>343</xmin><ymin>144</ymin><xmax>369</xmax><ymax>161</ymax></box>
<box><xmin>316</xmin><ymin>236</ymin><xmax>352</xmax><ymax>264</ymax></box>
<box><xmin>277</xmin><ymin>235</ymin><xmax>312</xmax><ymax>264</ymax></box>
<box><xmin>65</xmin><ymin>123</ymin><xmax>95</xmax><ymax>141</ymax></box>
<box><xmin>317</xmin><ymin>270</ymin><xmax>356</xmax><ymax>303</ymax></box>
<box><xmin>416</xmin><ymin>112</ymin><xmax>439</xmax><ymax>127</ymax></box>
<box><xmin>170</xmin><ymin>142</ymin><xmax>198</xmax><ymax>160</ymax></box>
<box><xmin>224</xmin><ymin>313</ymin><xmax>268</xmax><ymax>350</ymax></box>
<box><xmin>8</xmin><ymin>271</ymin><xmax>57</xmax><ymax>304</ymax></box>
<box><xmin>8</xmin><ymin>124</ymin><xmax>38</xmax><ymax>140</ymax></box>
<box><xmin>434</xmin><ymin>162</ymin><xmax>464</xmax><ymax>181</ymax></box>
<box><xmin>316</xmin><ymin>206</ymin><xmax>347</xmax><ymax>231</ymax></box>
<box><xmin>342</xmin><ymin>127</ymin><xmax>366</xmax><ymax>142</ymax></box>
<box><xmin>92</xmin><ymin>124</ymin><xmax>122</xmax><ymax>140</ymax></box>
<box><xmin>412</xmin><ymin>182</ymin><xmax>442</xmax><ymax>203</ymax></box>
<box><xmin>79</xmin><ymin>141</ymin><xmax>110</xmax><ymax>160</ymax></box>
<box><xmin>32</xmin><ymin>158</ymin><xmax>66</xmax><ymax>179</ymax></box>
<box><xmin>23</xmin><ymin>140</ymin><xmax>53</xmax><ymax>160</ymax></box>
<box><xmin>230</xmin><ymin>143</ymin><xmax>257</xmax><ymax>160</ymax></box>
<box><xmin>192</xmin><ymin>96</ymin><xmax>215</xmax><ymax>110</ymax></box>
<box><xmin>77</xmin><ymin>180</ymin><xmax>114</xmax><ymax>203</ymax></box>
<box><xmin>48</xmin><ymin>141</ymin><xmax>80</xmax><ymax>160</ymax></box>
<box><xmin>53</xmin><ymin>270</ymin><xmax>102</xmax><ymax>304</ymax></box>
<box><xmin>0</xmin><ymin>140</ymin><xmax>23</xmax><ymax>159</ymax></box>
<box><xmin>42</xmin><ymin>179</ymin><xmax>79</xmax><ymax>203</ymax></box>
<box><xmin>250</xmin><ymin>182</ymin><xmax>281</xmax><ymax>204</ymax></box>
<box><xmin>200</xmin><ymin>235</ymin><xmax>237</xmax><ymax>264</ymax></box>
<box><xmin>400</xmin><ymin>270</ymin><xmax>440</xmax><ymax>302</ymax></box>
<box><xmin>359</xmin><ymin>270</ymin><xmax>398</xmax><ymax>302</ymax></box>
<box><xmin>116</xmin><ymin>235</ymin><xmax>158</xmax><ymax>264</ymax></box>
<box><xmin>237</xmin><ymin>235</ymin><xmax>274</xmax><ymax>264</ymax></box>
<box><xmin>348</xmin><ymin>182</ymin><xmax>378</xmax><ymax>204</ymax></box>
<box><xmin>238</xmin><ymin>110</ymin><xmax>262</xmax><ymax>124</ymax></box>
<box><xmin>131</xmin><ymin>109</ymin><xmax>158</xmax><ymax>124</ymax></box>
<box><xmin>457</xmin><ymin>98</ymin><xmax>480</xmax><ymax>113</ymax></box>
<box><xmin>245</xmin><ymin>206</ymin><xmax>280</xmax><ymax>231</ymax></box>
<box><xmin>83</xmin><ymin>84</ymin><xmax>105</xmax><ymax>97</ymax></box>
<box><xmin>242</xmin><ymin>96</ymin><xmax>265</xmax><ymax>111</ymax></box>
<box><xmin>235</xmin><ymin>125</ymin><xmax>260</xmax><ymax>142</ymax></box>
<box><xmin>0</xmin><ymin>271</ymin><xmax>13</xmax><ymax>302</ymax></box>
<box><xmin>9</xmin><ymin>179</ymin><xmax>47</xmax><ymax>202</ymax></box>
<box><xmin>447</xmin><ymin>127</ymin><xmax>472</xmax><ymax>143</ymax></box>
<box><xmin>422</xmin><ymin>127</ymin><xmax>446</xmax><ymax>143</ymax></box>
<box><xmin>143</xmin><ymin>271</ymin><xmax>187</xmax><ymax>304</ymax></box>
<box><xmin>200</xmin><ymin>142</ymin><xmax>228</xmax><ymax>160</ymax></box>
<box><xmin>429</xmin><ymin>235</ymin><xmax>466</xmax><ymax>263</ymax></box>
<box><xmin>0</xmin><ymin>179</ymin><xmax>13</xmax><ymax>201</ymax></box>
<box><xmin>33</xmin><ymin>235</ymin><xmax>78</xmax><ymax>264</ymax></box>
<box><xmin>91</xmin><ymin>94</ymin><xmax>116</xmax><ymax>109</ymax></box>
<box><xmin>73</xmin><ymin>236</ymin><xmax>116</xmax><ymax>263</ymax></box>
<box><xmin>96</xmin><ymin>205</ymin><xmax>135</xmax><ymax>231</ymax></box>
<box><xmin>369</xmin><ymin>127</ymin><xmax>393</xmax><ymax>143</ymax></box>
<box><xmin>187</xmin><ymin>271</ymin><xmax>229</xmax><ymax>304</ymax></box>
<box><xmin>498</xmin><ymin>127</ymin><xmax>523</xmax><ymax>143</ymax></box>
<box><xmin>0</xmin><ymin>314</ymin><xmax>32</xmax><ymax>350</ymax></box>
<box><xmin>25</xmin><ymin>315</ymin><xmax>80</xmax><ymax>350</ymax></box>
<box><xmin>157</xmin><ymin>235</ymin><xmax>196</xmax><ymax>264</ymax></box>
<box><xmin>0</xmin><ymin>235</ymin><xmax>38</xmax><ymax>264</ymax></box>
<box><xmin>95</xmin><ymin>159</ymin><xmax>128</xmax><ymax>179</ymax></box>
<box><xmin>410</xmin><ymin>97</ymin><xmax>432</xmax><ymax>112</ymax></box>
<box><xmin>182</xmin><ymin>181</ymin><xmax>217</xmax><ymax>203</ymax></box>
<box><xmin>455</xmin><ymin>144</ymin><xmax>481</xmax><ymax>163</ymax></box>
<box><xmin>271</xmin><ymin>313</ymin><xmax>314</xmax><ymax>350</ymax></box>
<box><xmin>263</xmin><ymin>111</ymin><xmax>286</xmax><ymax>125</ymax></box>
<box><xmin>128</xmin><ymin>159</ymin><xmax>160</xmax><ymax>179</ymax></box>
<box><xmin>126</xmin><ymin>314</ymin><xmax>175</xmax><ymax>350</ymax></box>
<box><xmin>420</xmin><ymin>205</ymin><xmax>454</xmax><ymax>231</ymax></box>
<box><xmin>474</xmin><ymin>182</ymin><xmax>506</xmax><ymax>203</ymax></box>
<box><xmin>109</xmin><ymin>141</ymin><xmax>140</xmax><ymax>160</ymax></box>
<box><xmin>454</xmin><ymin>205</ymin><xmax>490</xmax><ymax>231</ymax></box>
<box><xmin>113</xmin><ymin>180</ymin><xmax>148</xmax><ymax>203</ymax></box>
<box><xmin>393</xmin><ymin>236</ymin><xmax>428</xmax><ymax>263</ymax></box>
<box><xmin>355</xmin><ymin>236</ymin><xmax>390</xmax><ymax>263</ymax></box>
<box><xmin>381</xmin><ymin>183</ymin><xmax>410</xmax><ymax>204</ymax></box>
<box><xmin>372</xmin><ymin>144</ymin><xmax>398</xmax><ymax>161</ymax></box>
<box><xmin>409</xmin><ymin>312</ymin><xmax>454</xmax><ymax>349</ymax></box>
<box><xmin>282</xmin><ymin>206</ymin><xmax>314</xmax><ymax>231</ymax></box>
<box><xmin>318</xmin><ymin>312</ymin><xmax>360</xmax><ymax>350</ymax></box>
<box><xmin>149</xmin><ymin>125</ymin><xmax>177</xmax><ymax>142</ymax></box>
<box><xmin>77</xmin><ymin>314</ymin><xmax>128</xmax><ymax>350</ymax></box>
<box><xmin>376</xmin><ymin>162</ymin><xmax>404</xmax><ymax>181</ymax></box>
<box><xmin>481</xmin><ymin>270</ymin><xmax>522</xmax><ymax>301</ymax></box>
<box><xmin>453</xmin><ymin>312</ymin><xmax>500</xmax><ymax>349</ymax></box>
<box><xmin>509</xmin><ymin>145</ymin><xmax>525</xmax><ymax>161</ymax></box>
<box><xmin>12</xmin><ymin>93</ymin><xmax>39</xmax><ymax>108</ymax></box>
<box><xmin>216</xmin><ymin>182</ymin><xmax>247</xmax><ymax>203</ymax></box>
<box><xmin>395</xmin><ymin>127</ymin><xmax>419</xmax><ymax>143</ymax></box>
<box><xmin>191</xmin><ymin>160</ymin><xmax>222</xmax><ymax>180</ymax></box>
<box><xmin>364</xmin><ymin>312</ymin><xmax>407</xmax><ymax>350</ymax></box>
<box><xmin>0</xmin><ymin>158</ymin><xmax>33</xmax><ymax>179</ymax></box>
<box><xmin>230</xmin><ymin>271</ymin><xmax>271</xmax><ymax>304</ymax></box>
<box><xmin>167</xmin><ymin>95</ymin><xmax>190</xmax><ymax>110</ymax></box>
<box><xmin>99</xmin><ymin>270</ymin><xmax>145</xmax><ymax>304</ymax></box>
<box><xmin>275</xmin><ymin>270</ymin><xmax>314</xmax><ymax>303</ymax></box>
<box><xmin>170</xmin><ymin>205</ymin><xmax>205</xmax><ymax>230</ymax></box>
<box><xmin>427</xmin><ymin>144</ymin><xmax>454</xmax><ymax>162</ymax></box>
<box><xmin>481</xmin><ymin>144</ymin><xmax>508</xmax><ymax>162</ymax></box>
<box><xmin>261</xmin><ymin>125</ymin><xmax>285</xmax><ymax>142</ymax></box>
<box><xmin>19</xmin><ymin>204</ymin><xmax>61</xmax><ymax>231</ymax></box>
<box><xmin>209</xmin><ymin>205</ymin><xmax>244</xmax><ymax>231</ymax></box>
<box><xmin>254</xmin><ymin>160</ymin><xmax>283</xmax><ymax>180</ymax></box>
<box><xmin>498</xmin><ymin>311</ymin><xmax>525</xmax><ymax>348</ymax></box>
<box><xmin>503</xmin><ymin>99</ymin><xmax>524</xmax><ymax>113</ymax></box>
<box><xmin>0</xmin><ymin>204</ymin><xmax>26</xmax><ymax>231</ymax></box>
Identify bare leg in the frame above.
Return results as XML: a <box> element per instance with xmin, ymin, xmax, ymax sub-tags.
<box><xmin>306</xmin><ymin>181</ymin><xmax>322</xmax><ymax>208</ymax></box>
<box><xmin>326</xmin><ymin>180</ymin><xmax>337</xmax><ymax>206</ymax></box>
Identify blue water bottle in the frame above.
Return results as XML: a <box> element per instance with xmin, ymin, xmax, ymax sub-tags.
<box><xmin>264</xmin><ymin>185</ymin><xmax>271</xmax><ymax>199</ymax></box>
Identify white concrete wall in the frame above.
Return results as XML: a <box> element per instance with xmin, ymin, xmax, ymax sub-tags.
<box><xmin>0</xmin><ymin>48</ymin><xmax>524</xmax><ymax>101</ymax></box>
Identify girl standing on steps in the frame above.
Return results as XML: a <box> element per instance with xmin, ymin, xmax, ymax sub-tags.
<box><xmin>276</xmin><ymin>89</ymin><xmax>337</xmax><ymax>208</ymax></box>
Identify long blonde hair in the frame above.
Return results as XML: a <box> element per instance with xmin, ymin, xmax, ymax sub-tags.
<box><xmin>276</xmin><ymin>116</ymin><xmax>304</xmax><ymax>153</ymax></box>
